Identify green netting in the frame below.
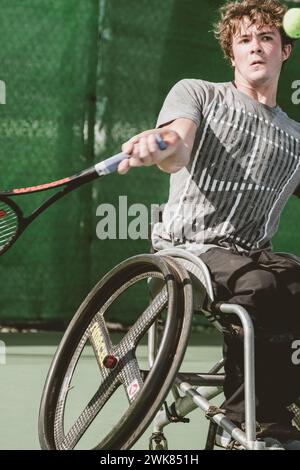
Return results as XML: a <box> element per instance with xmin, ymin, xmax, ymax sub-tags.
<box><xmin>0</xmin><ymin>0</ymin><xmax>299</xmax><ymax>326</ymax></box>
<box><xmin>0</xmin><ymin>0</ymin><xmax>99</xmax><ymax>323</ymax></box>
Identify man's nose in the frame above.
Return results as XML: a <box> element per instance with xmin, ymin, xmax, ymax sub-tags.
<box><xmin>250</xmin><ymin>37</ymin><xmax>262</xmax><ymax>53</ymax></box>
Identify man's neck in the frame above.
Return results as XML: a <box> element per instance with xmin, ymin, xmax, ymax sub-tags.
<box><xmin>233</xmin><ymin>77</ymin><xmax>278</xmax><ymax>108</ymax></box>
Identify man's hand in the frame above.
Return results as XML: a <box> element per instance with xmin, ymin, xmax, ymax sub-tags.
<box><xmin>118</xmin><ymin>127</ymin><xmax>189</xmax><ymax>175</ymax></box>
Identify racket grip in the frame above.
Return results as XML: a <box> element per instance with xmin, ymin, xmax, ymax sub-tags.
<box><xmin>94</xmin><ymin>134</ymin><xmax>167</xmax><ymax>176</ymax></box>
<box><xmin>94</xmin><ymin>152</ymin><xmax>128</xmax><ymax>176</ymax></box>
<box><xmin>155</xmin><ymin>134</ymin><xmax>167</xmax><ymax>151</ymax></box>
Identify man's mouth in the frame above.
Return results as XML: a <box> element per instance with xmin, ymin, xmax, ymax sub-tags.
<box><xmin>250</xmin><ymin>60</ymin><xmax>265</xmax><ymax>66</ymax></box>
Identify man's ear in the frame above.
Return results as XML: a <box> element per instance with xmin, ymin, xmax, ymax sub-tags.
<box><xmin>282</xmin><ymin>43</ymin><xmax>292</xmax><ymax>62</ymax></box>
<box><xmin>230</xmin><ymin>57</ymin><xmax>235</xmax><ymax>67</ymax></box>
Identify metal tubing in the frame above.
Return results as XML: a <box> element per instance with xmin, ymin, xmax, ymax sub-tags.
<box><xmin>218</xmin><ymin>303</ymin><xmax>257</xmax><ymax>448</ymax></box>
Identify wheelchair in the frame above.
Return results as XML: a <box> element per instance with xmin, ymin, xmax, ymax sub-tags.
<box><xmin>38</xmin><ymin>247</ymin><xmax>300</xmax><ymax>450</ymax></box>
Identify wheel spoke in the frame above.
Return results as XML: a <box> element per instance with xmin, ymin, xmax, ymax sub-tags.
<box><xmin>55</xmin><ymin>370</ymin><xmax>121</xmax><ymax>449</ymax></box>
<box><xmin>120</xmin><ymin>352</ymin><xmax>144</xmax><ymax>403</ymax></box>
<box><xmin>119</xmin><ymin>286</ymin><xmax>168</xmax><ymax>348</ymax></box>
<box><xmin>88</xmin><ymin>315</ymin><xmax>113</xmax><ymax>373</ymax></box>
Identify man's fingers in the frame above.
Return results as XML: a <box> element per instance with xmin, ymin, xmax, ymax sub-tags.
<box><xmin>120</xmin><ymin>129</ymin><xmax>178</xmax><ymax>173</ymax></box>
<box><xmin>118</xmin><ymin>156</ymin><xmax>144</xmax><ymax>174</ymax></box>
<box><xmin>137</xmin><ymin>137</ymin><xmax>152</xmax><ymax>165</ymax></box>
<box><xmin>118</xmin><ymin>159</ymin><xmax>130</xmax><ymax>174</ymax></box>
<box><xmin>148</xmin><ymin>133</ymin><xmax>159</xmax><ymax>153</ymax></box>
<box><xmin>122</xmin><ymin>141</ymin><xmax>134</xmax><ymax>155</ymax></box>
<box><xmin>129</xmin><ymin>156</ymin><xmax>144</xmax><ymax>167</ymax></box>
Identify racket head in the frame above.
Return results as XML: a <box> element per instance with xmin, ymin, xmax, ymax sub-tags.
<box><xmin>0</xmin><ymin>196</ymin><xmax>22</xmax><ymax>255</ymax></box>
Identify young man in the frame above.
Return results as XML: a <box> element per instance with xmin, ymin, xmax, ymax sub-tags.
<box><xmin>119</xmin><ymin>0</ymin><xmax>300</xmax><ymax>446</ymax></box>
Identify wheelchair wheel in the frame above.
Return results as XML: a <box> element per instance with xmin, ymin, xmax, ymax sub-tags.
<box><xmin>38</xmin><ymin>254</ymin><xmax>193</xmax><ymax>450</ymax></box>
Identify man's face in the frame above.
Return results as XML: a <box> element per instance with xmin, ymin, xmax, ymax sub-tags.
<box><xmin>230</xmin><ymin>17</ymin><xmax>291</xmax><ymax>86</ymax></box>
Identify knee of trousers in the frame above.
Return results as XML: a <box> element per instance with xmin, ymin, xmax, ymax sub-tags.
<box><xmin>236</xmin><ymin>269</ymin><xmax>278</xmax><ymax>306</ymax></box>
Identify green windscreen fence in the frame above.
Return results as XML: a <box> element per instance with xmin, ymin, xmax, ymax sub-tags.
<box><xmin>0</xmin><ymin>0</ymin><xmax>299</xmax><ymax>326</ymax></box>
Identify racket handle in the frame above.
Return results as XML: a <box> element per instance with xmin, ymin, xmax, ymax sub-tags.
<box><xmin>155</xmin><ymin>134</ymin><xmax>167</xmax><ymax>151</ymax></box>
<box><xmin>94</xmin><ymin>152</ymin><xmax>128</xmax><ymax>176</ymax></box>
<box><xmin>94</xmin><ymin>134</ymin><xmax>167</xmax><ymax>176</ymax></box>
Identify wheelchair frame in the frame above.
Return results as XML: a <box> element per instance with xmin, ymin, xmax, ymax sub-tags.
<box><xmin>148</xmin><ymin>248</ymin><xmax>263</xmax><ymax>450</ymax></box>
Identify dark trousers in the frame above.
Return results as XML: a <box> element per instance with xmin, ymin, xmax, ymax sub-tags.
<box><xmin>199</xmin><ymin>247</ymin><xmax>300</xmax><ymax>424</ymax></box>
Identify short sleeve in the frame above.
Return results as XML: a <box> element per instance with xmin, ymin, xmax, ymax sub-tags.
<box><xmin>156</xmin><ymin>79</ymin><xmax>206</xmax><ymax>128</ymax></box>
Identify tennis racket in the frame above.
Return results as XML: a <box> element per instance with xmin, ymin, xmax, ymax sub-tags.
<box><xmin>0</xmin><ymin>135</ymin><xmax>167</xmax><ymax>256</ymax></box>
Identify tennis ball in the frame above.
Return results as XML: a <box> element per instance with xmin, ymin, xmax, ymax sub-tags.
<box><xmin>283</xmin><ymin>8</ymin><xmax>300</xmax><ymax>39</ymax></box>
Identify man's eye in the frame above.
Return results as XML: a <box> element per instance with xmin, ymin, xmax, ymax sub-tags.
<box><xmin>262</xmin><ymin>36</ymin><xmax>272</xmax><ymax>40</ymax></box>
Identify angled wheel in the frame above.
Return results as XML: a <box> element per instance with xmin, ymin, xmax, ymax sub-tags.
<box><xmin>38</xmin><ymin>254</ymin><xmax>193</xmax><ymax>450</ymax></box>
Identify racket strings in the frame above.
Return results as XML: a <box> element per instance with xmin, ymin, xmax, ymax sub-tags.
<box><xmin>0</xmin><ymin>200</ymin><xmax>18</xmax><ymax>250</ymax></box>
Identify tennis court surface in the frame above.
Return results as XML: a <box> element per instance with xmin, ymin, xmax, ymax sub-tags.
<box><xmin>0</xmin><ymin>329</ymin><xmax>222</xmax><ymax>450</ymax></box>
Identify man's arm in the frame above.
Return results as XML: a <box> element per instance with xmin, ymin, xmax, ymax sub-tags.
<box><xmin>118</xmin><ymin>118</ymin><xmax>197</xmax><ymax>174</ymax></box>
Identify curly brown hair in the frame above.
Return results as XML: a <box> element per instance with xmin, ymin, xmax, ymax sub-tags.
<box><xmin>214</xmin><ymin>0</ymin><xmax>295</xmax><ymax>62</ymax></box>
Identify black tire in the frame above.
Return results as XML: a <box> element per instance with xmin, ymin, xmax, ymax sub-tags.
<box><xmin>38</xmin><ymin>254</ymin><xmax>193</xmax><ymax>450</ymax></box>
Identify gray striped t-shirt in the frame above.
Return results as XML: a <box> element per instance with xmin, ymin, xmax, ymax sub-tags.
<box><xmin>152</xmin><ymin>79</ymin><xmax>300</xmax><ymax>255</ymax></box>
